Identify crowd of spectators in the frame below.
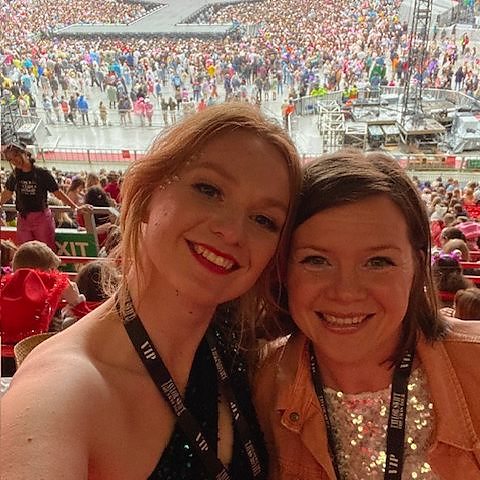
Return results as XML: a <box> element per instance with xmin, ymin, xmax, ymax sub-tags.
<box><xmin>0</xmin><ymin>0</ymin><xmax>153</xmax><ymax>52</ymax></box>
<box><xmin>411</xmin><ymin>175</ymin><xmax>480</xmax><ymax>317</ymax></box>
<box><xmin>1</xmin><ymin>0</ymin><xmax>479</xmax><ymax>130</ymax></box>
<box><xmin>208</xmin><ymin>0</ymin><xmax>480</xmax><ymax>95</ymax></box>
<box><xmin>0</xmin><ymin>164</ymin><xmax>123</xmax><ymax>366</ymax></box>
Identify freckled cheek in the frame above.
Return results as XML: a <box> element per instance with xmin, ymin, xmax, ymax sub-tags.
<box><xmin>148</xmin><ymin>206</ymin><xmax>174</xmax><ymax>225</ymax></box>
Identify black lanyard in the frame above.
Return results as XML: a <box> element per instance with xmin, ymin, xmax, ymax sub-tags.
<box><xmin>119</xmin><ymin>293</ymin><xmax>263</xmax><ymax>480</ymax></box>
<box><xmin>308</xmin><ymin>342</ymin><xmax>414</xmax><ymax>480</ymax></box>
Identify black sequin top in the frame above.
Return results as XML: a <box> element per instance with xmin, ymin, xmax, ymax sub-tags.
<box><xmin>147</xmin><ymin>325</ymin><xmax>268</xmax><ymax>480</ymax></box>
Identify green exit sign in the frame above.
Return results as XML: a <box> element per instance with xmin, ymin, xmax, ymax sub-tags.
<box><xmin>55</xmin><ymin>230</ymin><xmax>98</xmax><ymax>257</ymax></box>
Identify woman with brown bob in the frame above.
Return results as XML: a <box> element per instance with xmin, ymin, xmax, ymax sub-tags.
<box><xmin>2</xmin><ymin>103</ymin><xmax>302</xmax><ymax>480</ymax></box>
<box><xmin>254</xmin><ymin>149</ymin><xmax>480</xmax><ymax>479</ymax></box>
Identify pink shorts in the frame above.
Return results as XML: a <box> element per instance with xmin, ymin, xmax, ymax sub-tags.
<box><xmin>16</xmin><ymin>209</ymin><xmax>56</xmax><ymax>251</ymax></box>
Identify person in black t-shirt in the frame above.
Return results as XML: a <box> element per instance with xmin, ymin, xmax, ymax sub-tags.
<box><xmin>0</xmin><ymin>143</ymin><xmax>87</xmax><ymax>251</ymax></box>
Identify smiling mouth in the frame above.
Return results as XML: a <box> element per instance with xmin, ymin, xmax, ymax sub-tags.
<box><xmin>188</xmin><ymin>241</ymin><xmax>240</xmax><ymax>273</ymax></box>
<box><xmin>317</xmin><ymin>313</ymin><xmax>372</xmax><ymax>332</ymax></box>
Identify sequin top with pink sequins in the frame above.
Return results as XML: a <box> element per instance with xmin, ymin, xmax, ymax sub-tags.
<box><xmin>323</xmin><ymin>366</ymin><xmax>439</xmax><ymax>479</ymax></box>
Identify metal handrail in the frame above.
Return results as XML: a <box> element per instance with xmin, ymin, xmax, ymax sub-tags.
<box><xmin>299</xmin><ymin>152</ymin><xmax>480</xmax><ymax>173</ymax></box>
<box><xmin>292</xmin><ymin>87</ymin><xmax>480</xmax><ymax>115</ymax></box>
<box><xmin>1</xmin><ymin>205</ymin><xmax>119</xmax><ymax>249</ymax></box>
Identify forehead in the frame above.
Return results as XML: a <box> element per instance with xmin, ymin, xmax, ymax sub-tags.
<box><xmin>186</xmin><ymin>130</ymin><xmax>289</xmax><ymax>177</ymax></box>
<box><xmin>173</xmin><ymin>130</ymin><xmax>291</xmax><ymax>204</ymax></box>
<box><xmin>5</xmin><ymin>148</ymin><xmax>25</xmax><ymax>161</ymax></box>
<box><xmin>294</xmin><ymin>195</ymin><xmax>411</xmax><ymax>247</ymax></box>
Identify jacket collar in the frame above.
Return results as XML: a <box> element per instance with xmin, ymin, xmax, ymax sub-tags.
<box><xmin>417</xmin><ymin>333</ymin><xmax>479</xmax><ymax>451</ymax></box>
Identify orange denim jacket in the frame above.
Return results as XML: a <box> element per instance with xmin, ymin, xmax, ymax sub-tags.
<box><xmin>254</xmin><ymin>320</ymin><xmax>480</xmax><ymax>479</ymax></box>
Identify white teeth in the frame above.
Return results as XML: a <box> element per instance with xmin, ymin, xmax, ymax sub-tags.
<box><xmin>323</xmin><ymin>314</ymin><xmax>366</xmax><ymax>326</ymax></box>
<box><xmin>193</xmin><ymin>244</ymin><xmax>235</xmax><ymax>270</ymax></box>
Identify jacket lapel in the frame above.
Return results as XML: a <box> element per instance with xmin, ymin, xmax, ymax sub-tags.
<box><xmin>275</xmin><ymin>334</ymin><xmax>338</xmax><ymax>479</ymax></box>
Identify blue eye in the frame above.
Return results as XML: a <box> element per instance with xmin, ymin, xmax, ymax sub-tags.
<box><xmin>252</xmin><ymin>214</ymin><xmax>279</xmax><ymax>232</ymax></box>
<box><xmin>193</xmin><ymin>183</ymin><xmax>221</xmax><ymax>199</ymax></box>
<box><xmin>367</xmin><ymin>257</ymin><xmax>395</xmax><ymax>268</ymax></box>
<box><xmin>300</xmin><ymin>256</ymin><xmax>328</xmax><ymax>267</ymax></box>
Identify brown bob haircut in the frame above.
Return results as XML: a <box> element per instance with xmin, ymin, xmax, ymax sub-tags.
<box><xmin>291</xmin><ymin>148</ymin><xmax>447</xmax><ymax>364</ymax></box>
<box><xmin>118</xmin><ymin>102</ymin><xmax>302</xmax><ymax>348</ymax></box>
<box><xmin>455</xmin><ymin>288</ymin><xmax>480</xmax><ymax>321</ymax></box>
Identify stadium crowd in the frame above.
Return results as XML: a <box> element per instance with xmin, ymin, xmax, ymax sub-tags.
<box><xmin>0</xmin><ymin>0</ymin><xmax>153</xmax><ymax>49</ymax></box>
<box><xmin>1</xmin><ymin>0</ymin><xmax>479</xmax><ymax>128</ymax></box>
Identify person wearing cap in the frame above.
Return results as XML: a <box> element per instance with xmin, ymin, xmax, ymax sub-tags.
<box><xmin>0</xmin><ymin>143</ymin><xmax>90</xmax><ymax>251</ymax></box>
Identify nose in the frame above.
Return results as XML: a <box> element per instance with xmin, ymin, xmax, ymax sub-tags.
<box><xmin>326</xmin><ymin>267</ymin><xmax>366</xmax><ymax>303</ymax></box>
<box><xmin>210</xmin><ymin>207</ymin><xmax>246</xmax><ymax>246</ymax></box>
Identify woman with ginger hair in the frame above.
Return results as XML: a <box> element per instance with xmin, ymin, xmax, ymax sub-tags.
<box><xmin>2</xmin><ymin>103</ymin><xmax>302</xmax><ymax>480</ymax></box>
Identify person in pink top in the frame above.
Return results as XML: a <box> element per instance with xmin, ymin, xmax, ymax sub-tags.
<box><xmin>133</xmin><ymin>96</ymin><xmax>146</xmax><ymax>127</ymax></box>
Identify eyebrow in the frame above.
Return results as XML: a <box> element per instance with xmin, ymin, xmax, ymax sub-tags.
<box><xmin>195</xmin><ymin>161</ymin><xmax>237</xmax><ymax>184</ymax></box>
<box><xmin>194</xmin><ymin>161</ymin><xmax>289</xmax><ymax>213</ymax></box>
<box><xmin>366</xmin><ymin>245</ymin><xmax>404</xmax><ymax>254</ymax></box>
<box><xmin>294</xmin><ymin>243</ymin><xmax>404</xmax><ymax>253</ymax></box>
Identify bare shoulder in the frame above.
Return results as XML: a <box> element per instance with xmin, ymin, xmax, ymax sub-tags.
<box><xmin>1</xmin><ymin>304</ymin><xmax>128</xmax><ymax>479</ymax></box>
<box><xmin>7</xmin><ymin>303</ymin><xmax>120</xmax><ymax>402</ymax></box>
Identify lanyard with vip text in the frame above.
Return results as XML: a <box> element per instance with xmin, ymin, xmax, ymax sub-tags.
<box><xmin>308</xmin><ymin>342</ymin><xmax>414</xmax><ymax>480</ymax></box>
<box><xmin>120</xmin><ymin>293</ymin><xmax>264</xmax><ymax>480</ymax></box>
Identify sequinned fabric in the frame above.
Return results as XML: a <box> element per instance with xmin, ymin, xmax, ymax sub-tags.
<box><xmin>323</xmin><ymin>367</ymin><xmax>439</xmax><ymax>479</ymax></box>
<box><xmin>149</xmin><ymin>323</ymin><xmax>268</xmax><ymax>479</ymax></box>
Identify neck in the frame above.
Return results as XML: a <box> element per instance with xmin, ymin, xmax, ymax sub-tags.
<box><xmin>126</xmin><ymin>274</ymin><xmax>217</xmax><ymax>389</ymax></box>
<box><xmin>314</xmin><ymin>347</ymin><xmax>395</xmax><ymax>394</ymax></box>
